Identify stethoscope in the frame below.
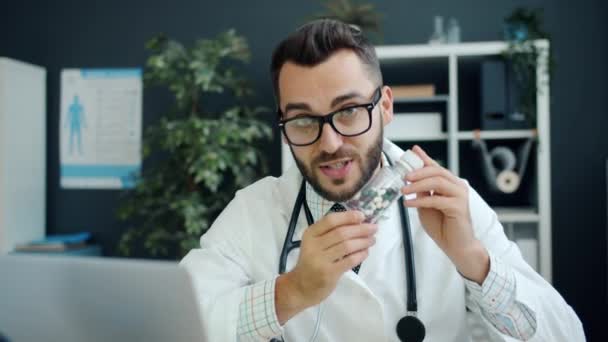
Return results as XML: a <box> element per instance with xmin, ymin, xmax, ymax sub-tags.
<box><xmin>274</xmin><ymin>154</ymin><xmax>426</xmax><ymax>342</ymax></box>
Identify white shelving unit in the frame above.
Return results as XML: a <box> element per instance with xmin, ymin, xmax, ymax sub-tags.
<box><xmin>280</xmin><ymin>40</ymin><xmax>552</xmax><ymax>282</ymax></box>
<box><xmin>0</xmin><ymin>58</ymin><xmax>47</xmax><ymax>254</ymax></box>
<box><xmin>376</xmin><ymin>40</ymin><xmax>552</xmax><ymax>282</ymax></box>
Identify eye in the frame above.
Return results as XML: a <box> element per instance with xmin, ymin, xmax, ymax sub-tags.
<box><xmin>289</xmin><ymin>116</ymin><xmax>316</xmax><ymax>128</ymax></box>
<box><xmin>334</xmin><ymin>106</ymin><xmax>363</xmax><ymax>122</ymax></box>
<box><xmin>337</xmin><ymin>107</ymin><xmax>358</xmax><ymax>116</ymax></box>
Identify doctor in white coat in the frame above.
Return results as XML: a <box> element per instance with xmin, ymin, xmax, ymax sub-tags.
<box><xmin>181</xmin><ymin>19</ymin><xmax>585</xmax><ymax>341</ymax></box>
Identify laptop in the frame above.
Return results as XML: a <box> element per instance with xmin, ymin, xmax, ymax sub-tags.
<box><xmin>0</xmin><ymin>254</ymin><xmax>205</xmax><ymax>342</ymax></box>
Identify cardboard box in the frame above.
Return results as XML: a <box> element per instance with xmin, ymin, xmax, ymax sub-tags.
<box><xmin>385</xmin><ymin>112</ymin><xmax>443</xmax><ymax>140</ymax></box>
<box><xmin>390</xmin><ymin>84</ymin><xmax>436</xmax><ymax>98</ymax></box>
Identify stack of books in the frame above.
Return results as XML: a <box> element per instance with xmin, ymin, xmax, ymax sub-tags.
<box><xmin>390</xmin><ymin>84</ymin><xmax>436</xmax><ymax>98</ymax></box>
<box><xmin>14</xmin><ymin>232</ymin><xmax>91</xmax><ymax>253</ymax></box>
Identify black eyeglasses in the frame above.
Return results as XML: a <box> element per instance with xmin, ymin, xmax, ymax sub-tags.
<box><xmin>278</xmin><ymin>87</ymin><xmax>382</xmax><ymax>147</ymax></box>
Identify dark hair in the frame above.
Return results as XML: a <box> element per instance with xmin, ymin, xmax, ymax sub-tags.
<box><xmin>270</xmin><ymin>19</ymin><xmax>382</xmax><ymax>109</ymax></box>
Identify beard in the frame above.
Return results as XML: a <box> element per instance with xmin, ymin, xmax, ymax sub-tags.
<box><xmin>291</xmin><ymin>126</ymin><xmax>384</xmax><ymax>202</ymax></box>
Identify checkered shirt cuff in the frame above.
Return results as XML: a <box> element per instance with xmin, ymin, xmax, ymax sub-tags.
<box><xmin>464</xmin><ymin>253</ymin><xmax>516</xmax><ymax>312</ymax></box>
<box><xmin>237</xmin><ymin>278</ymin><xmax>283</xmax><ymax>340</ymax></box>
<box><xmin>464</xmin><ymin>253</ymin><xmax>537</xmax><ymax>340</ymax></box>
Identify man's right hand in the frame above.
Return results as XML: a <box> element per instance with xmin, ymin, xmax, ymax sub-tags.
<box><xmin>275</xmin><ymin>210</ymin><xmax>378</xmax><ymax>325</ymax></box>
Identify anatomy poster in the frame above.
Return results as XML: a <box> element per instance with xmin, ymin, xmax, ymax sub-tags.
<box><xmin>60</xmin><ymin>69</ymin><xmax>142</xmax><ymax>189</ymax></box>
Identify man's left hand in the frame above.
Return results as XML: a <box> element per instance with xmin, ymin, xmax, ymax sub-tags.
<box><xmin>402</xmin><ymin>145</ymin><xmax>490</xmax><ymax>284</ymax></box>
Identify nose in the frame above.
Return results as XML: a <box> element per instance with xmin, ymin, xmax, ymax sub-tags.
<box><xmin>317</xmin><ymin>123</ymin><xmax>343</xmax><ymax>154</ymax></box>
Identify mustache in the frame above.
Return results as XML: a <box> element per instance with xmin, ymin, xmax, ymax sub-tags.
<box><xmin>312</xmin><ymin>147</ymin><xmax>359</xmax><ymax>166</ymax></box>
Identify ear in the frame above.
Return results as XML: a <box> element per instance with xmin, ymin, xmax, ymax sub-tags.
<box><xmin>277</xmin><ymin>107</ymin><xmax>289</xmax><ymax>145</ymax></box>
<box><xmin>380</xmin><ymin>86</ymin><xmax>394</xmax><ymax>127</ymax></box>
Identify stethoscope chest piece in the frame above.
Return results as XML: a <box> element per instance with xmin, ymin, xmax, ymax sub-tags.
<box><xmin>396</xmin><ymin>315</ymin><xmax>425</xmax><ymax>342</ymax></box>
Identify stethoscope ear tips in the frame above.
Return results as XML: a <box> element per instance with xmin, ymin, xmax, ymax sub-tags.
<box><xmin>396</xmin><ymin>315</ymin><xmax>426</xmax><ymax>342</ymax></box>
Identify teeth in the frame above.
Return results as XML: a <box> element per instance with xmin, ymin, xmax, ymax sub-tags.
<box><xmin>329</xmin><ymin>162</ymin><xmax>345</xmax><ymax>169</ymax></box>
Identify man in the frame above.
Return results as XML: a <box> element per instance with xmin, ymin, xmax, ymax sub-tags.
<box><xmin>181</xmin><ymin>19</ymin><xmax>584</xmax><ymax>341</ymax></box>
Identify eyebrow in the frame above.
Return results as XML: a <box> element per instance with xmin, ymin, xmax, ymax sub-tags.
<box><xmin>283</xmin><ymin>91</ymin><xmax>366</xmax><ymax>116</ymax></box>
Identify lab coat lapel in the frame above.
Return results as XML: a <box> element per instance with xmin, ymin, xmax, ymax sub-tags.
<box><xmin>344</xmin><ymin>141</ymin><xmax>410</xmax><ymax>295</ymax></box>
<box><xmin>338</xmin><ymin>208</ymin><xmax>403</xmax><ymax>295</ymax></box>
<box><xmin>382</xmin><ymin>139</ymin><xmax>404</xmax><ymax>164</ymax></box>
<box><xmin>277</xmin><ymin>165</ymin><xmax>303</xmax><ymax>220</ymax></box>
<box><xmin>276</xmin><ymin>166</ymin><xmax>309</xmax><ymax>273</ymax></box>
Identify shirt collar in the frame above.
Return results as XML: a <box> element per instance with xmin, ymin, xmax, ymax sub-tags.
<box><xmin>305</xmin><ymin>153</ymin><xmax>388</xmax><ymax>222</ymax></box>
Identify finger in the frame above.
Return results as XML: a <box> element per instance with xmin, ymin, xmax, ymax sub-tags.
<box><xmin>410</xmin><ymin>190</ymin><xmax>432</xmax><ymax>199</ymax></box>
<box><xmin>325</xmin><ymin>237</ymin><xmax>376</xmax><ymax>264</ymax></box>
<box><xmin>404</xmin><ymin>194</ymin><xmax>453</xmax><ymax>211</ymax></box>
<box><xmin>335</xmin><ymin>249</ymin><xmax>370</xmax><ymax>273</ymax></box>
<box><xmin>402</xmin><ymin>176</ymin><xmax>463</xmax><ymax>197</ymax></box>
<box><xmin>309</xmin><ymin>210</ymin><xmax>365</xmax><ymax>237</ymax></box>
<box><xmin>406</xmin><ymin>165</ymin><xmax>461</xmax><ymax>185</ymax></box>
<box><xmin>402</xmin><ymin>186</ymin><xmax>431</xmax><ymax>200</ymax></box>
<box><xmin>320</xmin><ymin>223</ymin><xmax>378</xmax><ymax>250</ymax></box>
<box><xmin>412</xmin><ymin>145</ymin><xmax>440</xmax><ymax>167</ymax></box>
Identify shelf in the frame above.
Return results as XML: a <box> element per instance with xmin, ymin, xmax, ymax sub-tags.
<box><xmin>393</xmin><ymin>95</ymin><xmax>449</xmax><ymax>104</ymax></box>
<box><xmin>495</xmin><ymin>207</ymin><xmax>540</xmax><ymax>223</ymax></box>
<box><xmin>388</xmin><ymin>130</ymin><xmax>535</xmax><ymax>142</ymax></box>
<box><xmin>376</xmin><ymin>40</ymin><xmax>549</xmax><ymax>60</ymax></box>
<box><xmin>457</xmin><ymin>130</ymin><xmax>536</xmax><ymax>140</ymax></box>
<box><xmin>387</xmin><ymin>133</ymin><xmax>448</xmax><ymax>142</ymax></box>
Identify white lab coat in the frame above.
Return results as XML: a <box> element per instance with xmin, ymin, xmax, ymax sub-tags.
<box><xmin>181</xmin><ymin>140</ymin><xmax>585</xmax><ymax>342</ymax></box>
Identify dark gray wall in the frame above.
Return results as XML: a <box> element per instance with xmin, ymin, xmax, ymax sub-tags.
<box><xmin>2</xmin><ymin>0</ymin><xmax>606</xmax><ymax>340</ymax></box>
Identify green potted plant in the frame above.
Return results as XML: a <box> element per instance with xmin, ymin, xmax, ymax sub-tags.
<box><xmin>314</xmin><ymin>0</ymin><xmax>383</xmax><ymax>42</ymax></box>
<box><xmin>502</xmin><ymin>7</ymin><xmax>554</xmax><ymax>126</ymax></box>
<box><xmin>117</xmin><ymin>30</ymin><xmax>272</xmax><ymax>259</ymax></box>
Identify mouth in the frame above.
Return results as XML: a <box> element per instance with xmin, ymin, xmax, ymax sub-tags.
<box><xmin>318</xmin><ymin>158</ymin><xmax>354</xmax><ymax>180</ymax></box>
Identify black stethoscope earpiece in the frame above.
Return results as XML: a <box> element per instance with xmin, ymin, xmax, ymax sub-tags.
<box><xmin>279</xmin><ymin>153</ymin><xmax>426</xmax><ymax>341</ymax></box>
